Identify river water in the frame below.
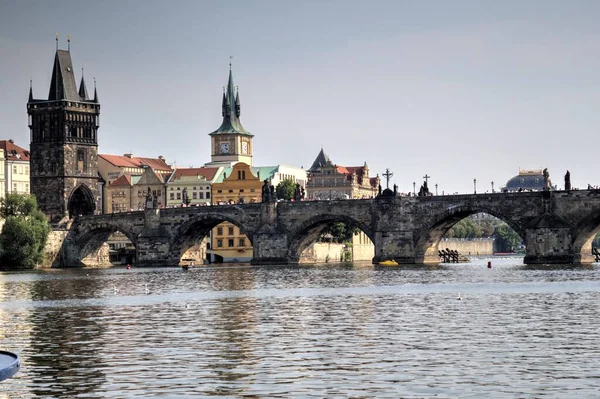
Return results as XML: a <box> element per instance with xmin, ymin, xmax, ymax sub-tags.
<box><xmin>1</xmin><ymin>257</ymin><xmax>599</xmax><ymax>398</ymax></box>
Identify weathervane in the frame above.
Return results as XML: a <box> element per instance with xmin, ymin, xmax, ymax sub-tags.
<box><xmin>382</xmin><ymin>168</ymin><xmax>394</xmax><ymax>189</ymax></box>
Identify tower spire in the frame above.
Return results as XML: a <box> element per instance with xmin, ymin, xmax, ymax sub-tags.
<box><xmin>93</xmin><ymin>77</ymin><xmax>98</xmax><ymax>102</ymax></box>
<box><xmin>29</xmin><ymin>79</ymin><xmax>33</xmax><ymax>102</ymax></box>
<box><xmin>67</xmin><ymin>34</ymin><xmax>71</xmax><ymax>51</ymax></box>
<box><xmin>55</xmin><ymin>32</ymin><xmax>59</xmax><ymax>50</ymax></box>
<box><xmin>79</xmin><ymin>65</ymin><xmax>89</xmax><ymax>100</ymax></box>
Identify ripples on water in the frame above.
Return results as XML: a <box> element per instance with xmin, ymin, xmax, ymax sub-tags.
<box><xmin>1</xmin><ymin>258</ymin><xmax>599</xmax><ymax>398</ymax></box>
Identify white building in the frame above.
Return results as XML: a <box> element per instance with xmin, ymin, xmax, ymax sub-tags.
<box><xmin>0</xmin><ymin>140</ymin><xmax>30</xmax><ymax>196</ymax></box>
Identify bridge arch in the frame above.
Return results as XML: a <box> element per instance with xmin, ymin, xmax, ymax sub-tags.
<box><xmin>572</xmin><ymin>208</ymin><xmax>600</xmax><ymax>263</ymax></box>
<box><xmin>414</xmin><ymin>205</ymin><xmax>524</xmax><ymax>263</ymax></box>
<box><xmin>74</xmin><ymin>222</ymin><xmax>138</xmax><ymax>267</ymax></box>
<box><xmin>287</xmin><ymin>213</ymin><xmax>374</xmax><ymax>264</ymax></box>
<box><xmin>169</xmin><ymin>212</ymin><xmax>255</xmax><ymax>264</ymax></box>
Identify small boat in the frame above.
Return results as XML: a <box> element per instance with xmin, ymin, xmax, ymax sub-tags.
<box><xmin>378</xmin><ymin>260</ymin><xmax>398</xmax><ymax>266</ymax></box>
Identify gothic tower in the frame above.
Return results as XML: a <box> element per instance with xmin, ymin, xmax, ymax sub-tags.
<box><xmin>206</xmin><ymin>65</ymin><xmax>254</xmax><ymax>167</ymax></box>
<box><xmin>27</xmin><ymin>39</ymin><xmax>100</xmax><ymax>223</ymax></box>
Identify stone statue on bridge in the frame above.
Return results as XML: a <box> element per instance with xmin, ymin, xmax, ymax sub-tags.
<box><xmin>565</xmin><ymin>170</ymin><xmax>571</xmax><ymax>191</ymax></box>
<box><xmin>182</xmin><ymin>187</ymin><xmax>190</xmax><ymax>206</ymax></box>
<box><xmin>418</xmin><ymin>181</ymin><xmax>430</xmax><ymax>197</ymax></box>
<box><xmin>145</xmin><ymin>187</ymin><xmax>154</xmax><ymax>209</ymax></box>
<box><xmin>543</xmin><ymin>168</ymin><xmax>553</xmax><ymax>191</ymax></box>
<box><xmin>262</xmin><ymin>179</ymin><xmax>276</xmax><ymax>203</ymax></box>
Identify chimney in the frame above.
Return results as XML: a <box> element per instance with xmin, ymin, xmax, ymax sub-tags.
<box><xmin>124</xmin><ymin>153</ymin><xmax>133</xmax><ymax>158</ymax></box>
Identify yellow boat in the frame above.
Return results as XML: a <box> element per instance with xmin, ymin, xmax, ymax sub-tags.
<box><xmin>378</xmin><ymin>260</ymin><xmax>398</xmax><ymax>266</ymax></box>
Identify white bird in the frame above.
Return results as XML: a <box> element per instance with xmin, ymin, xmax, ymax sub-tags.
<box><xmin>457</xmin><ymin>293</ymin><xmax>462</xmax><ymax>301</ymax></box>
<box><xmin>145</xmin><ymin>284</ymin><xmax>150</xmax><ymax>294</ymax></box>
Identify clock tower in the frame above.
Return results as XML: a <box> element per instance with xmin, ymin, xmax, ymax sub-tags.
<box><xmin>206</xmin><ymin>65</ymin><xmax>254</xmax><ymax>167</ymax></box>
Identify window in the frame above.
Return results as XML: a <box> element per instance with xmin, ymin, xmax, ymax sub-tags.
<box><xmin>239</xmin><ymin>189</ymin><xmax>244</xmax><ymax>193</ymax></box>
<box><xmin>217</xmin><ymin>190</ymin><xmax>222</xmax><ymax>194</ymax></box>
<box><xmin>77</xmin><ymin>149</ymin><xmax>86</xmax><ymax>173</ymax></box>
<box><xmin>238</xmin><ymin>238</ymin><xmax>245</xmax><ymax>247</ymax></box>
<box><xmin>228</xmin><ymin>189</ymin><xmax>233</xmax><ymax>193</ymax></box>
<box><xmin>170</xmin><ymin>193</ymin><xmax>174</xmax><ymax>200</ymax></box>
<box><xmin>228</xmin><ymin>239</ymin><xmax>234</xmax><ymax>247</ymax></box>
<box><xmin>176</xmin><ymin>193</ymin><xmax>181</xmax><ymax>200</ymax></box>
<box><xmin>206</xmin><ymin>192</ymin><xmax>210</xmax><ymax>199</ymax></box>
<box><xmin>18</xmin><ymin>166</ymin><xmax>23</xmax><ymax>174</ymax></box>
<box><xmin>217</xmin><ymin>227</ymin><xmax>223</xmax><ymax>235</ymax></box>
<box><xmin>228</xmin><ymin>226</ymin><xmax>234</xmax><ymax>235</ymax></box>
<box><xmin>192</xmin><ymin>192</ymin><xmax>197</xmax><ymax>199</ymax></box>
<box><xmin>12</xmin><ymin>166</ymin><xmax>17</xmax><ymax>174</ymax></box>
<box><xmin>12</xmin><ymin>183</ymin><xmax>17</xmax><ymax>192</ymax></box>
<box><xmin>198</xmin><ymin>192</ymin><xmax>204</xmax><ymax>199</ymax></box>
<box><xmin>217</xmin><ymin>239</ymin><xmax>223</xmax><ymax>248</ymax></box>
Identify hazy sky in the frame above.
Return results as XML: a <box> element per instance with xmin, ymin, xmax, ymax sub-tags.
<box><xmin>1</xmin><ymin>0</ymin><xmax>599</xmax><ymax>194</ymax></box>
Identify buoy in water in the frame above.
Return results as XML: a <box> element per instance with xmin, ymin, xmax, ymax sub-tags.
<box><xmin>487</xmin><ymin>261</ymin><xmax>492</xmax><ymax>268</ymax></box>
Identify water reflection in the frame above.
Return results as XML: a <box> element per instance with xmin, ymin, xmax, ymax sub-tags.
<box><xmin>0</xmin><ymin>259</ymin><xmax>599</xmax><ymax>397</ymax></box>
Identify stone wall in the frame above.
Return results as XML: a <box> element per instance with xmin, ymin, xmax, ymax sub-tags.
<box><xmin>439</xmin><ymin>238</ymin><xmax>495</xmax><ymax>255</ymax></box>
<box><xmin>299</xmin><ymin>242</ymin><xmax>345</xmax><ymax>263</ymax></box>
<box><xmin>43</xmin><ymin>230</ymin><xmax>69</xmax><ymax>267</ymax></box>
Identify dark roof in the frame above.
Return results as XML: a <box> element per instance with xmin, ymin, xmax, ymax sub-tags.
<box><xmin>48</xmin><ymin>50</ymin><xmax>80</xmax><ymax>101</ymax></box>
<box><xmin>308</xmin><ymin>148</ymin><xmax>332</xmax><ymax>172</ymax></box>
<box><xmin>505</xmin><ymin>172</ymin><xmax>545</xmax><ymax>191</ymax></box>
<box><xmin>78</xmin><ymin>75</ymin><xmax>89</xmax><ymax>100</ymax></box>
<box><xmin>209</xmin><ymin>69</ymin><xmax>252</xmax><ymax>136</ymax></box>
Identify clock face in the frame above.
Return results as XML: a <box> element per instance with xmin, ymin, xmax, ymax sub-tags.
<box><xmin>241</xmin><ymin>141</ymin><xmax>248</xmax><ymax>154</ymax></box>
<box><xmin>219</xmin><ymin>142</ymin><xmax>230</xmax><ymax>154</ymax></box>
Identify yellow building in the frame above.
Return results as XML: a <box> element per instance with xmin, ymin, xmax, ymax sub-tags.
<box><xmin>209</xmin><ymin>163</ymin><xmax>263</xmax><ymax>262</ymax></box>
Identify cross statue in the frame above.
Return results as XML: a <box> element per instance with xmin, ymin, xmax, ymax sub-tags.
<box><xmin>382</xmin><ymin>168</ymin><xmax>394</xmax><ymax>189</ymax></box>
<box><xmin>423</xmin><ymin>174</ymin><xmax>431</xmax><ymax>184</ymax></box>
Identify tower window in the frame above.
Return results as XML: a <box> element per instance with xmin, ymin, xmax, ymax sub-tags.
<box><xmin>77</xmin><ymin>149</ymin><xmax>86</xmax><ymax>173</ymax></box>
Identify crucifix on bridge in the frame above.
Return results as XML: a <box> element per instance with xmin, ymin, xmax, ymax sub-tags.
<box><xmin>423</xmin><ymin>174</ymin><xmax>431</xmax><ymax>185</ymax></box>
<box><xmin>382</xmin><ymin>168</ymin><xmax>394</xmax><ymax>189</ymax></box>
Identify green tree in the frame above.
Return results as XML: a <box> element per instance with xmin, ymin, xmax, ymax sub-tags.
<box><xmin>320</xmin><ymin>222</ymin><xmax>359</xmax><ymax>243</ymax></box>
<box><xmin>494</xmin><ymin>224</ymin><xmax>522</xmax><ymax>252</ymax></box>
<box><xmin>276</xmin><ymin>179</ymin><xmax>296</xmax><ymax>201</ymax></box>
<box><xmin>0</xmin><ymin>194</ymin><xmax>50</xmax><ymax>269</ymax></box>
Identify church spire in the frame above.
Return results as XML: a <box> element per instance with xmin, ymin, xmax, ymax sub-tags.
<box><xmin>29</xmin><ymin>79</ymin><xmax>33</xmax><ymax>102</ymax></box>
<box><xmin>209</xmin><ymin>63</ymin><xmax>251</xmax><ymax>136</ymax></box>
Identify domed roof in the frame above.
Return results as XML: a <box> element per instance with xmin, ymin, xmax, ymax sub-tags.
<box><xmin>504</xmin><ymin>169</ymin><xmax>545</xmax><ymax>191</ymax></box>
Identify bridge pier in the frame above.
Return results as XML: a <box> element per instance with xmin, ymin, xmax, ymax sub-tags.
<box><xmin>524</xmin><ymin>225</ymin><xmax>576</xmax><ymax>264</ymax></box>
<box><xmin>136</xmin><ymin>209</ymin><xmax>174</xmax><ymax>266</ymax></box>
<box><xmin>251</xmin><ymin>232</ymin><xmax>290</xmax><ymax>265</ymax></box>
<box><xmin>373</xmin><ymin>230</ymin><xmax>418</xmax><ymax>264</ymax></box>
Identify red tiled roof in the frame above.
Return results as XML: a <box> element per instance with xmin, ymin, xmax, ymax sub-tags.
<box><xmin>336</xmin><ymin>165</ymin><xmax>349</xmax><ymax>174</ymax></box>
<box><xmin>170</xmin><ymin>167</ymin><xmax>219</xmax><ymax>182</ymax></box>
<box><xmin>110</xmin><ymin>174</ymin><xmax>133</xmax><ymax>187</ymax></box>
<box><xmin>0</xmin><ymin>140</ymin><xmax>30</xmax><ymax>161</ymax></box>
<box><xmin>99</xmin><ymin>154</ymin><xmax>172</xmax><ymax>171</ymax></box>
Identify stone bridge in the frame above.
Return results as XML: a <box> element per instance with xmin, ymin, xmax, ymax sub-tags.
<box><xmin>57</xmin><ymin>190</ymin><xmax>600</xmax><ymax>266</ymax></box>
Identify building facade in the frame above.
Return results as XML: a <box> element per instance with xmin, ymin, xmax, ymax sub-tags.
<box><xmin>165</xmin><ymin>167</ymin><xmax>220</xmax><ymax>208</ymax></box>
<box><xmin>306</xmin><ymin>148</ymin><xmax>380</xmax><ymax>200</ymax></box>
<box><xmin>99</xmin><ymin>154</ymin><xmax>171</xmax><ymax>213</ymax></box>
<box><xmin>28</xmin><ymin>43</ymin><xmax>101</xmax><ymax>223</ymax></box>
<box><xmin>0</xmin><ymin>140</ymin><xmax>30</xmax><ymax>197</ymax></box>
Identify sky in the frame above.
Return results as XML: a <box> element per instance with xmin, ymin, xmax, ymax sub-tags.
<box><xmin>1</xmin><ymin>0</ymin><xmax>599</xmax><ymax>194</ymax></box>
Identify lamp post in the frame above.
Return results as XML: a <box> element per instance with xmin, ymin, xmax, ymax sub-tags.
<box><xmin>473</xmin><ymin>178</ymin><xmax>477</xmax><ymax>194</ymax></box>
<box><xmin>435</xmin><ymin>183</ymin><xmax>438</xmax><ymax>195</ymax></box>
<box><xmin>413</xmin><ymin>181</ymin><xmax>416</xmax><ymax>196</ymax></box>
<box><xmin>491</xmin><ymin>181</ymin><xmax>494</xmax><ymax>193</ymax></box>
